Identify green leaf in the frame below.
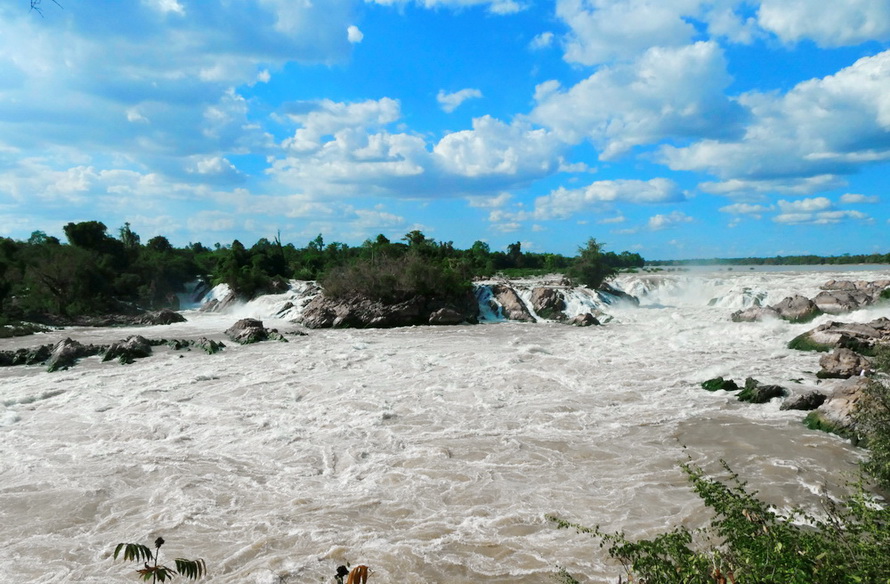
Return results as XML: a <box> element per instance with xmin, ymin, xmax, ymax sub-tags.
<box><xmin>114</xmin><ymin>542</ymin><xmax>153</xmax><ymax>563</ymax></box>
<box><xmin>175</xmin><ymin>557</ymin><xmax>207</xmax><ymax>580</ymax></box>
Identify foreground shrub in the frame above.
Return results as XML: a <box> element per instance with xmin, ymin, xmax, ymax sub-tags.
<box><xmin>855</xmin><ymin>348</ymin><xmax>890</xmax><ymax>490</ymax></box>
<box><xmin>550</xmin><ymin>460</ymin><xmax>890</xmax><ymax>583</ymax></box>
<box><xmin>113</xmin><ymin>537</ymin><xmax>206</xmax><ymax>583</ymax></box>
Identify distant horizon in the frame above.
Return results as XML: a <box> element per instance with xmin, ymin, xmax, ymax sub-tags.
<box><xmin>1</xmin><ymin>2</ymin><xmax>888</xmax><ymax>259</ymax></box>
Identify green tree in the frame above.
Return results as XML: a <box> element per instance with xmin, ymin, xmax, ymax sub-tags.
<box><xmin>569</xmin><ymin>238</ymin><xmax>617</xmax><ymax>290</ymax></box>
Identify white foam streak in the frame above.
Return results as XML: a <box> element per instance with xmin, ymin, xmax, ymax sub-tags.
<box><xmin>1</xmin><ymin>268</ymin><xmax>888</xmax><ymax>582</ymax></box>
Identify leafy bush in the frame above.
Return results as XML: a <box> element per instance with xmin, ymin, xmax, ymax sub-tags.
<box><xmin>855</xmin><ymin>347</ymin><xmax>890</xmax><ymax>489</ymax></box>
<box><xmin>320</xmin><ymin>250</ymin><xmax>471</xmax><ymax>304</ymax></box>
<box><xmin>550</xmin><ymin>460</ymin><xmax>890</xmax><ymax>584</ymax></box>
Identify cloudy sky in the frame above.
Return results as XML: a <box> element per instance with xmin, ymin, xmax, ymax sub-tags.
<box><xmin>1</xmin><ymin>0</ymin><xmax>889</xmax><ymax>259</ymax></box>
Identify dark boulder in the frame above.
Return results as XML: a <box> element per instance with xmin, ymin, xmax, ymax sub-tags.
<box><xmin>568</xmin><ymin>313</ymin><xmax>600</xmax><ymax>327</ymax></box>
<box><xmin>781</xmin><ymin>391</ymin><xmax>828</xmax><ymax>411</ymax></box>
<box><xmin>10</xmin><ymin>344</ymin><xmax>53</xmax><ymax>366</ymax></box>
<box><xmin>196</xmin><ymin>337</ymin><xmax>226</xmax><ymax>354</ymax></box>
<box><xmin>47</xmin><ymin>338</ymin><xmax>100</xmax><ymax>372</ymax></box>
<box><xmin>428</xmin><ymin>307</ymin><xmax>466</xmax><ymax>325</ymax></box>
<box><xmin>598</xmin><ymin>282</ymin><xmax>640</xmax><ymax>306</ymax></box>
<box><xmin>300</xmin><ymin>292</ymin><xmax>478</xmax><ymax>329</ymax></box>
<box><xmin>138</xmin><ymin>309</ymin><xmax>187</xmax><ymax>325</ymax></box>
<box><xmin>102</xmin><ymin>335</ymin><xmax>153</xmax><ymax>364</ymax></box>
<box><xmin>737</xmin><ymin>377</ymin><xmax>788</xmax><ymax>403</ymax></box>
<box><xmin>225</xmin><ymin>318</ymin><xmax>272</xmax><ymax>344</ymax></box>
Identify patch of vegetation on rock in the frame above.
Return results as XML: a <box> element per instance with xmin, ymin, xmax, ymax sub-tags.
<box><xmin>701</xmin><ymin>377</ymin><xmax>739</xmax><ymax>391</ymax></box>
<box><xmin>803</xmin><ymin>410</ymin><xmax>857</xmax><ymax>441</ymax></box>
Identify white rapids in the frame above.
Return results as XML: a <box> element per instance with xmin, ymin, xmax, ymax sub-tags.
<box><xmin>2</xmin><ymin>267</ymin><xmax>890</xmax><ymax>583</ymax></box>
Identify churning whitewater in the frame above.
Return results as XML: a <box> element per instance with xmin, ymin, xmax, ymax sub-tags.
<box><xmin>2</xmin><ymin>268</ymin><xmax>890</xmax><ymax>583</ymax></box>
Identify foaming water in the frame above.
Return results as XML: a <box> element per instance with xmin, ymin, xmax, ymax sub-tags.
<box><xmin>1</xmin><ymin>268</ymin><xmax>888</xmax><ymax>583</ymax></box>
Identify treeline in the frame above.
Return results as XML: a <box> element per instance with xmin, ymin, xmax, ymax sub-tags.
<box><xmin>650</xmin><ymin>252</ymin><xmax>890</xmax><ymax>266</ymax></box>
<box><xmin>0</xmin><ymin>222</ymin><xmax>644</xmax><ymax>321</ymax></box>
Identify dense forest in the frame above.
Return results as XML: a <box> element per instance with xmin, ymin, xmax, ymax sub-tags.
<box><xmin>650</xmin><ymin>252</ymin><xmax>890</xmax><ymax>266</ymax></box>
<box><xmin>0</xmin><ymin>221</ymin><xmax>644</xmax><ymax>323</ymax></box>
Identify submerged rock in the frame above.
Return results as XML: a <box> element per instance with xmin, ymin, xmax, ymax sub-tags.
<box><xmin>731</xmin><ymin>306</ymin><xmax>781</xmax><ymax>322</ymax></box>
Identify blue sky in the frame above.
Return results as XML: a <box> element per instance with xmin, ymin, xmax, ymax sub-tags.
<box><xmin>1</xmin><ymin>1</ymin><xmax>889</xmax><ymax>260</ymax></box>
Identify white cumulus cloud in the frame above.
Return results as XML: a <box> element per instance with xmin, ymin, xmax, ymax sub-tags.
<box><xmin>758</xmin><ymin>0</ymin><xmax>890</xmax><ymax>47</ymax></box>
<box><xmin>532</xmin><ymin>178</ymin><xmax>684</xmax><ymax>220</ymax></box>
<box><xmin>347</xmin><ymin>25</ymin><xmax>364</xmax><ymax>43</ymax></box>
<box><xmin>437</xmin><ymin>88</ymin><xmax>484</xmax><ymax>113</ymax></box>
<box><xmin>661</xmin><ymin>50</ymin><xmax>890</xmax><ymax>192</ymax></box>
<box><xmin>532</xmin><ymin>41</ymin><xmax>745</xmax><ymax>159</ymax></box>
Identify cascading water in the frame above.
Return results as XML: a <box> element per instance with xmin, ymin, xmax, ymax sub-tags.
<box><xmin>2</xmin><ymin>267</ymin><xmax>889</xmax><ymax>583</ymax></box>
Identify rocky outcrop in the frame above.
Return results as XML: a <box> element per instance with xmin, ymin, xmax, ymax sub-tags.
<box><xmin>731</xmin><ymin>305</ymin><xmax>781</xmax><ymax>322</ymax></box>
<box><xmin>821</xmin><ymin>279</ymin><xmax>890</xmax><ymax>300</ymax></box>
<box><xmin>137</xmin><ymin>309</ymin><xmax>187</xmax><ymax>325</ymax></box>
<box><xmin>46</xmin><ymin>338</ymin><xmax>101</xmax><ymax>372</ymax></box>
<box><xmin>300</xmin><ymin>292</ymin><xmax>477</xmax><ymax>329</ymax></box>
<box><xmin>732</xmin><ymin>279</ymin><xmax>889</xmax><ymax>323</ymax></box>
<box><xmin>817</xmin><ymin>348</ymin><xmax>873</xmax><ymax>379</ymax></box>
<box><xmin>530</xmin><ymin>287</ymin><xmax>567</xmax><ymax>321</ymax></box>
<box><xmin>780</xmin><ymin>391</ymin><xmax>828</xmax><ymax>411</ymax></box>
<box><xmin>489</xmin><ymin>285</ymin><xmax>535</xmax><ymax>322</ymax></box>
<box><xmin>812</xmin><ymin>290</ymin><xmax>871</xmax><ymax>315</ymax></box>
<box><xmin>102</xmin><ymin>335</ymin><xmax>153</xmax><ymax>364</ymax></box>
<box><xmin>788</xmin><ymin>318</ymin><xmax>890</xmax><ymax>353</ymax></box>
<box><xmin>225</xmin><ymin>318</ymin><xmax>288</xmax><ymax>344</ymax></box>
<box><xmin>771</xmin><ymin>295</ymin><xmax>822</xmax><ymax>323</ymax></box>
<box><xmin>428</xmin><ymin>307</ymin><xmax>466</xmax><ymax>325</ymax></box>
<box><xmin>4</xmin><ymin>344</ymin><xmax>53</xmax><ymax>367</ymax></box>
<box><xmin>804</xmin><ymin>377</ymin><xmax>871</xmax><ymax>440</ymax></box>
<box><xmin>568</xmin><ymin>313</ymin><xmax>601</xmax><ymax>327</ymax></box>
<box><xmin>199</xmin><ymin>290</ymin><xmax>239</xmax><ymax>313</ymax></box>
<box><xmin>737</xmin><ymin>377</ymin><xmax>788</xmax><ymax>403</ymax></box>
<box><xmin>599</xmin><ymin>282</ymin><xmax>641</xmax><ymax>306</ymax></box>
